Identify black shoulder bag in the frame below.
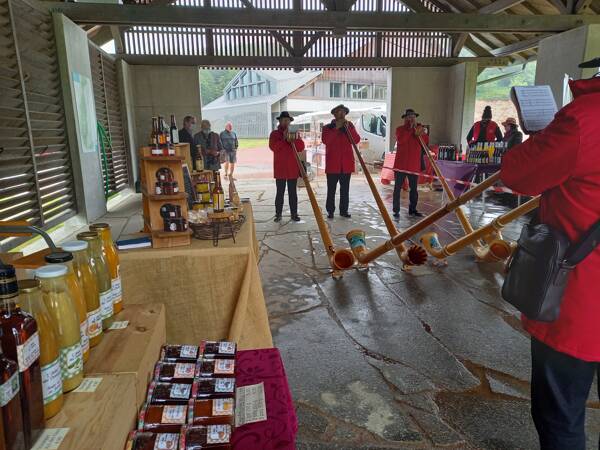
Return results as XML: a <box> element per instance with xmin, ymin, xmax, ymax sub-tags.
<box><xmin>501</xmin><ymin>219</ymin><xmax>600</xmax><ymax>322</ymax></box>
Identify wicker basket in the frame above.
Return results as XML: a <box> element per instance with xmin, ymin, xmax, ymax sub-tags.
<box><xmin>189</xmin><ymin>214</ymin><xmax>246</xmax><ymax>245</ymax></box>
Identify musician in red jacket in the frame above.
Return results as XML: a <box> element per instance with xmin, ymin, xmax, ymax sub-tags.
<box><xmin>322</xmin><ymin>104</ymin><xmax>360</xmax><ymax>219</ymax></box>
<box><xmin>467</xmin><ymin>105</ymin><xmax>503</xmax><ymax>145</ymax></box>
<box><xmin>501</xmin><ymin>57</ymin><xmax>600</xmax><ymax>450</ymax></box>
<box><xmin>269</xmin><ymin>111</ymin><xmax>305</xmax><ymax>222</ymax></box>
<box><xmin>393</xmin><ymin>109</ymin><xmax>429</xmax><ymax>218</ymax></box>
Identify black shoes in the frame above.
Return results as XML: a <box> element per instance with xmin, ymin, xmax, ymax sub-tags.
<box><xmin>340</xmin><ymin>213</ymin><xmax>351</xmax><ymax>218</ymax></box>
<box><xmin>409</xmin><ymin>211</ymin><xmax>424</xmax><ymax>217</ymax></box>
<box><xmin>393</xmin><ymin>212</ymin><xmax>400</xmax><ymax>219</ymax></box>
<box><xmin>327</xmin><ymin>213</ymin><xmax>334</xmax><ymax>219</ymax></box>
<box><xmin>291</xmin><ymin>215</ymin><xmax>301</xmax><ymax>222</ymax></box>
<box><xmin>274</xmin><ymin>215</ymin><xmax>282</xmax><ymax>222</ymax></box>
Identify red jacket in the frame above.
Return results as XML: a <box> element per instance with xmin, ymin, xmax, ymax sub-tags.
<box><xmin>501</xmin><ymin>77</ymin><xmax>600</xmax><ymax>361</ymax></box>
<box><xmin>468</xmin><ymin>120</ymin><xmax>501</xmax><ymax>144</ymax></box>
<box><xmin>322</xmin><ymin>121</ymin><xmax>360</xmax><ymax>174</ymax></box>
<box><xmin>394</xmin><ymin>123</ymin><xmax>429</xmax><ymax>173</ymax></box>
<box><xmin>269</xmin><ymin>127</ymin><xmax>305</xmax><ymax>179</ymax></box>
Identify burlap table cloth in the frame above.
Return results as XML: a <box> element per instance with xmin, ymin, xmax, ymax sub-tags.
<box><xmin>119</xmin><ymin>203</ymin><xmax>273</xmax><ymax>350</ymax></box>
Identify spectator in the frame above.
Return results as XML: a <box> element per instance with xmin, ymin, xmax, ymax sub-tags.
<box><xmin>193</xmin><ymin>120</ymin><xmax>223</xmax><ymax>172</ymax></box>
<box><xmin>220</xmin><ymin>122</ymin><xmax>239</xmax><ymax>180</ymax></box>
<box><xmin>502</xmin><ymin>117</ymin><xmax>523</xmax><ymax>150</ymax></box>
<box><xmin>467</xmin><ymin>105</ymin><xmax>503</xmax><ymax>145</ymax></box>
<box><xmin>178</xmin><ymin>116</ymin><xmax>197</xmax><ymax>168</ymax></box>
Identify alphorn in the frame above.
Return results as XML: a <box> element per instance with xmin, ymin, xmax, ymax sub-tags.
<box><xmin>346</xmin><ymin>172</ymin><xmax>502</xmax><ymax>264</ymax></box>
<box><xmin>289</xmin><ymin>136</ymin><xmax>356</xmax><ymax>277</ymax></box>
<box><xmin>420</xmin><ymin>196</ymin><xmax>540</xmax><ymax>261</ymax></box>
<box><xmin>343</xmin><ymin>124</ymin><xmax>427</xmax><ymax>269</ymax></box>
<box><xmin>417</xmin><ymin>135</ymin><xmax>514</xmax><ymax>260</ymax></box>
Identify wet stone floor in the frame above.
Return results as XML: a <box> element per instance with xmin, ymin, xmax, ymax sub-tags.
<box><xmin>237</xmin><ymin>174</ymin><xmax>600</xmax><ymax>450</ymax></box>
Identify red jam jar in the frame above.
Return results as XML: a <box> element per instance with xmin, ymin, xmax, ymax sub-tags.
<box><xmin>200</xmin><ymin>342</ymin><xmax>236</xmax><ymax>359</ymax></box>
<box><xmin>126</xmin><ymin>430</ymin><xmax>181</xmax><ymax>450</ymax></box>
<box><xmin>196</xmin><ymin>359</ymin><xmax>235</xmax><ymax>378</ymax></box>
<box><xmin>154</xmin><ymin>362</ymin><xmax>199</xmax><ymax>384</ymax></box>
<box><xmin>138</xmin><ymin>403</ymin><xmax>188</xmax><ymax>434</ymax></box>
<box><xmin>187</xmin><ymin>398</ymin><xmax>235</xmax><ymax>426</ymax></box>
<box><xmin>160</xmin><ymin>345</ymin><xmax>200</xmax><ymax>363</ymax></box>
<box><xmin>146</xmin><ymin>381</ymin><xmax>194</xmax><ymax>405</ymax></box>
<box><xmin>179</xmin><ymin>425</ymin><xmax>232</xmax><ymax>449</ymax></box>
<box><xmin>193</xmin><ymin>378</ymin><xmax>235</xmax><ymax>399</ymax></box>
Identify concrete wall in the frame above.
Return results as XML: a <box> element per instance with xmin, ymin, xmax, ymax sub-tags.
<box><xmin>536</xmin><ymin>25</ymin><xmax>600</xmax><ymax>107</ymax></box>
<box><xmin>386</xmin><ymin>64</ymin><xmax>476</xmax><ymax>151</ymax></box>
<box><xmin>53</xmin><ymin>13</ymin><xmax>106</xmax><ymax>222</ymax></box>
<box><xmin>130</xmin><ymin>65</ymin><xmax>202</xmax><ymax>150</ymax></box>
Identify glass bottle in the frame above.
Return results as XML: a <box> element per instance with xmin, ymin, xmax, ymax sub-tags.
<box><xmin>212</xmin><ymin>172</ymin><xmax>224</xmax><ymax>212</ymax></box>
<box><xmin>35</xmin><ymin>265</ymin><xmax>83</xmax><ymax>393</ymax></box>
<box><xmin>18</xmin><ymin>280</ymin><xmax>63</xmax><ymax>420</ymax></box>
<box><xmin>0</xmin><ymin>264</ymin><xmax>44</xmax><ymax>448</ymax></box>
<box><xmin>0</xmin><ymin>339</ymin><xmax>25</xmax><ymax>450</ymax></box>
<box><xmin>89</xmin><ymin>223</ymin><xmax>122</xmax><ymax>315</ymax></box>
<box><xmin>61</xmin><ymin>241</ymin><xmax>103</xmax><ymax>347</ymax></box>
<box><xmin>44</xmin><ymin>252</ymin><xmax>89</xmax><ymax>364</ymax></box>
<box><xmin>77</xmin><ymin>232</ymin><xmax>114</xmax><ymax>330</ymax></box>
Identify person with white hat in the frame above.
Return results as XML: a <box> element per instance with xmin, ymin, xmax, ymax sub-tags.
<box><xmin>501</xmin><ymin>117</ymin><xmax>523</xmax><ymax>150</ymax></box>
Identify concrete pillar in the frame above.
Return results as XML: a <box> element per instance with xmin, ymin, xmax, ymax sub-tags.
<box><xmin>54</xmin><ymin>13</ymin><xmax>106</xmax><ymax>222</ymax></box>
<box><xmin>386</xmin><ymin>64</ymin><xmax>477</xmax><ymax>151</ymax></box>
<box><xmin>536</xmin><ymin>25</ymin><xmax>600</xmax><ymax>107</ymax></box>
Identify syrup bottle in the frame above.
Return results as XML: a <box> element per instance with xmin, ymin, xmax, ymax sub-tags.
<box><xmin>0</xmin><ymin>265</ymin><xmax>44</xmax><ymax>448</ymax></box>
<box><xmin>0</xmin><ymin>338</ymin><xmax>25</xmax><ymax>450</ymax></box>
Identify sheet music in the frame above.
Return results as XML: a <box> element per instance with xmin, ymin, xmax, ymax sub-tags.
<box><xmin>512</xmin><ymin>86</ymin><xmax>558</xmax><ymax>133</ymax></box>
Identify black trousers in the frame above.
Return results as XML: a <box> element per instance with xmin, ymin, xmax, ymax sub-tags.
<box><xmin>275</xmin><ymin>179</ymin><xmax>298</xmax><ymax>216</ymax></box>
<box><xmin>393</xmin><ymin>171</ymin><xmax>419</xmax><ymax>214</ymax></box>
<box><xmin>531</xmin><ymin>338</ymin><xmax>599</xmax><ymax>450</ymax></box>
<box><xmin>326</xmin><ymin>173</ymin><xmax>351</xmax><ymax>215</ymax></box>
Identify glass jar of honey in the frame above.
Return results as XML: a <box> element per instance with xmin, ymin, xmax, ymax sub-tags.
<box><xmin>138</xmin><ymin>403</ymin><xmax>188</xmax><ymax>433</ymax></box>
<box><xmin>35</xmin><ymin>265</ymin><xmax>83</xmax><ymax>392</ymax></box>
<box><xmin>125</xmin><ymin>431</ymin><xmax>181</xmax><ymax>450</ymax></box>
<box><xmin>61</xmin><ymin>241</ymin><xmax>103</xmax><ymax>347</ymax></box>
<box><xmin>187</xmin><ymin>398</ymin><xmax>234</xmax><ymax>426</ymax></box>
<box><xmin>45</xmin><ymin>251</ymin><xmax>89</xmax><ymax>364</ymax></box>
<box><xmin>180</xmin><ymin>425</ymin><xmax>232</xmax><ymax>450</ymax></box>
<box><xmin>18</xmin><ymin>279</ymin><xmax>63</xmax><ymax>420</ymax></box>
<box><xmin>77</xmin><ymin>232</ymin><xmax>114</xmax><ymax>330</ymax></box>
<box><xmin>89</xmin><ymin>223</ymin><xmax>122</xmax><ymax>314</ymax></box>
<box><xmin>0</xmin><ymin>340</ymin><xmax>25</xmax><ymax>450</ymax></box>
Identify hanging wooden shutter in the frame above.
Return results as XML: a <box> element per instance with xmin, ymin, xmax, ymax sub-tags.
<box><xmin>89</xmin><ymin>44</ymin><xmax>131</xmax><ymax>197</ymax></box>
<box><xmin>0</xmin><ymin>0</ymin><xmax>76</xmax><ymax>248</ymax></box>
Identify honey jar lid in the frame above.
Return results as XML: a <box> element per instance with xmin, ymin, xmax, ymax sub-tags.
<box><xmin>18</xmin><ymin>279</ymin><xmax>40</xmax><ymax>293</ymax></box>
<box><xmin>89</xmin><ymin>223</ymin><xmax>110</xmax><ymax>231</ymax></box>
<box><xmin>35</xmin><ymin>264</ymin><xmax>68</xmax><ymax>279</ymax></box>
<box><xmin>61</xmin><ymin>241</ymin><xmax>88</xmax><ymax>252</ymax></box>
<box><xmin>45</xmin><ymin>250</ymin><xmax>73</xmax><ymax>264</ymax></box>
<box><xmin>77</xmin><ymin>231</ymin><xmax>99</xmax><ymax>241</ymax></box>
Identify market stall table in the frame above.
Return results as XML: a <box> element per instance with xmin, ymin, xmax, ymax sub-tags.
<box><xmin>119</xmin><ymin>202</ymin><xmax>273</xmax><ymax>350</ymax></box>
<box><xmin>436</xmin><ymin>161</ymin><xmax>501</xmax><ymax>198</ymax></box>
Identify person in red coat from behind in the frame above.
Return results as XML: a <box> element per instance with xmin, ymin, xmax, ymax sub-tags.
<box><xmin>269</xmin><ymin>111</ymin><xmax>305</xmax><ymax>222</ymax></box>
<box><xmin>501</xmin><ymin>58</ymin><xmax>600</xmax><ymax>450</ymax></box>
<box><xmin>393</xmin><ymin>108</ymin><xmax>429</xmax><ymax>218</ymax></box>
<box><xmin>321</xmin><ymin>104</ymin><xmax>360</xmax><ymax>219</ymax></box>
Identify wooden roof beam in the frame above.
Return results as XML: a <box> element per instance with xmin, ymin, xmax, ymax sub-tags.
<box><xmin>478</xmin><ymin>0</ymin><xmax>526</xmax><ymax>14</ymax></box>
<box><xmin>489</xmin><ymin>34</ymin><xmax>548</xmax><ymax>56</ymax></box>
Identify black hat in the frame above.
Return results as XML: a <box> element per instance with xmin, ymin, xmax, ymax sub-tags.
<box><xmin>331</xmin><ymin>104</ymin><xmax>350</xmax><ymax>115</ymax></box>
<box><xmin>276</xmin><ymin>111</ymin><xmax>294</xmax><ymax>121</ymax></box>
<box><xmin>401</xmin><ymin>108</ymin><xmax>419</xmax><ymax>118</ymax></box>
<box><xmin>482</xmin><ymin>105</ymin><xmax>493</xmax><ymax>120</ymax></box>
<box><xmin>579</xmin><ymin>57</ymin><xmax>600</xmax><ymax>69</ymax></box>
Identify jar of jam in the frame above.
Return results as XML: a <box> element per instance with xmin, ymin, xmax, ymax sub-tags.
<box><xmin>160</xmin><ymin>345</ymin><xmax>199</xmax><ymax>363</ymax></box>
<box><xmin>125</xmin><ymin>431</ymin><xmax>181</xmax><ymax>450</ymax></box>
<box><xmin>200</xmin><ymin>342</ymin><xmax>236</xmax><ymax>359</ymax></box>
<box><xmin>138</xmin><ymin>403</ymin><xmax>188</xmax><ymax>433</ymax></box>
<box><xmin>154</xmin><ymin>362</ymin><xmax>198</xmax><ymax>384</ymax></box>
<box><xmin>146</xmin><ymin>381</ymin><xmax>193</xmax><ymax>405</ymax></box>
<box><xmin>193</xmin><ymin>378</ymin><xmax>235</xmax><ymax>399</ymax></box>
<box><xmin>179</xmin><ymin>425</ymin><xmax>232</xmax><ymax>450</ymax></box>
<box><xmin>196</xmin><ymin>359</ymin><xmax>235</xmax><ymax>378</ymax></box>
<box><xmin>187</xmin><ymin>398</ymin><xmax>234</xmax><ymax>427</ymax></box>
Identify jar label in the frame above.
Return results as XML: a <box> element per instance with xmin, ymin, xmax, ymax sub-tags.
<box><xmin>87</xmin><ymin>307</ymin><xmax>103</xmax><ymax>338</ymax></box>
<box><xmin>60</xmin><ymin>342</ymin><xmax>83</xmax><ymax>380</ymax></box>
<box><xmin>174</xmin><ymin>363</ymin><xmax>196</xmax><ymax>379</ymax></box>
<box><xmin>169</xmin><ymin>383</ymin><xmax>191</xmax><ymax>399</ymax></box>
<box><xmin>207</xmin><ymin>425</ymin><xmax>231</xmax><ymax>444</ymax></box>
<box><xmin>154</xmin><ymin>433</ymin><xmax>179</xmax><ymax>450</ymax></box>
<box><xmin>161</xmin><ymin>405</ymin><xmax>187</xmax><ymax>424</ymax></box>
<box><xmin>218</xmin><ymin>342</ymin><xmax>235</xmax><ymax>355</ymax></box>
<box><xmin>16</xmin><ymin>331</ymin><xmax>40</xmax><ymax>372</ymax></box>
<box><xmin>214</xmin><ymin>359</ymin><xmax>234</xmax><ymax>375</ymax></box>
<box><xmin>111</xmin><ymin>276</ymin><xmax>122</xmax><ymax>306</ymax></box>
<box><xmin>215</xmin><ymin>378</ymin><xmax>235</xmax><ymax>393</ymax></box>
<box><xmin>41</xmin><ymin>358</ymin><xmax>62</xmax><ymax>405</ymax></box>
<box><xmin>180</xmin><ymin>345</ymin><xmax>197</xmax><ymax>359</ymax></box>
<box><xmin>99</xmin><ymin>289</ymin><xmax>113</xmax><ymax>319</ymax></box>
<box><xmin>0</xmin><ymin>371</ymin><xmax>20</xmax><ymax>407</ymax></box>
<box><xmin>80</xmin><ymin>320</ymin><xmax>90</xmax><ymax>354</ymax></box>
<box><xmin>212</xmin><ymin>398</ymin><xmax>234</xmax><ymax>416</ymax></box>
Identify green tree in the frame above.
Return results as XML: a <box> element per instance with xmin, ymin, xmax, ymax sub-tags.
<box><xmin>199</xmin><ymin>69</ymin><xmax>238</xmax><ymax>106</ymax></box>
<box><xmin>476</xmin><ymin>62</ymin><xmax>537</xmax><ymax>101</ymax></box>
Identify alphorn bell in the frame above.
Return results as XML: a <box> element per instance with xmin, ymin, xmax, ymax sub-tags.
<box><xmin>342</xmin><ymin>123</ymin><xmax>427</xmax><ymax>269</ymax></box>
<box><xmin>288</xmin><ymin>134</ymin><xmax>356</xmax><ymax>277</ymax></box>
<box><xmin>346</xmin><ymin>172</ymin><xmax>502</xmax><ymax>264</ymax></box>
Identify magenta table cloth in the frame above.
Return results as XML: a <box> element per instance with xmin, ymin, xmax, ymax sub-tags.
<box><xmin>436</xmin><ymin>161</ymin><xmax>501</xmax><ymax>197</ymax></box>
<box><xmin>232</xmin><ymin>348</ymin><xmax>297</xmax><ymax>450</ymax></box>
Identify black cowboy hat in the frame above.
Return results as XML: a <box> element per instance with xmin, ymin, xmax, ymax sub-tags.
<box><xmin>401</xmin><ymin>108</ymin><xmax>419</xmax><ymax>118</ymax></box>
<box><xmin>331</xmin><ymin>104</ymin><xmax>350</xmax><ymax>115</ymax></box>
<box><xmin>579</xmin><ymin>57</ymin><xmax>600</xmax><ymax>69</ymax></box>
<box><xmin>276</xmin><ymin>111</ymin><xmax>294</xmax><ymax>121</ymax></box>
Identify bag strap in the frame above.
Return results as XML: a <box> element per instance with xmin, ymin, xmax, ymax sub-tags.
<box><xmin>563</xmin><ymin>219</ymin><xmax>600</xmax><ymax>267</ymax></box>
